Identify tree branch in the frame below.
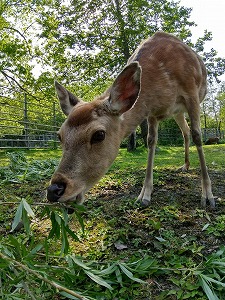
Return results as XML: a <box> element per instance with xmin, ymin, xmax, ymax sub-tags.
<box><xmin>0</xmin><ymin>252</ymin><xmax>90</xmax><ymax>300</ymax></box>
<box><xmin>0</xmin><ymin>70</ymin><xmax>40</xmax><ymax>101</ymax></box>
<box><xmin>3</xmin><ymin>26</ymin><xmax>32</xmax><ymax>56</ymax></box>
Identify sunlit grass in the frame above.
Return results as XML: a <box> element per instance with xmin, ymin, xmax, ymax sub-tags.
<box><xmin>0</xmin><ymin>144</ymin><xmax>224</xmax><ymax>171</ymax></box>
<box><xmin>110</xmin><ymin>144</ymin><xmax>225</xmax><ymax>172</ymax></box>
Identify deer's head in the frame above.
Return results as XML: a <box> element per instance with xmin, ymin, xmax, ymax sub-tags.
<box><xmin>47</xmin><ymin>62</ymin><xmax>141</xmax><ymax>204</ymax></box>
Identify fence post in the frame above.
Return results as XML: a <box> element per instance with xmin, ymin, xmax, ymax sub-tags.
<box><xmin>24</xmin><ymin>94</ymin><xmax>29</xmax><ymax>149</ymax></box>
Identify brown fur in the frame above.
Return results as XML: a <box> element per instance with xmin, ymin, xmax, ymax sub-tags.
<box><xmin>48</xmin><ymin>32</ymin><xmax>214</xmax><ymax>208</ymax></box>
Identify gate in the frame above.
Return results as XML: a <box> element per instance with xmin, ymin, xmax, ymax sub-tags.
<box><xmin>0</xmin><ymin>93</ymin><xmax>64</xmax><ymax>149</ymax></box>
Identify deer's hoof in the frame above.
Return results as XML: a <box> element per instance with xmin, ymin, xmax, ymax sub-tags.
<box><xmin>201</xmin><ymin>197</ymin><xmax>216</xmax><ymax>209</ymax></box>
<box><xmin>135</xmin><ymin>198</ymin><xmax>151</xmax><ymax>208</ymax></box>
<box><xmin>141</xmin><ymin>199</ymin><xmax>151</xmax><ymax>208</ymax></box>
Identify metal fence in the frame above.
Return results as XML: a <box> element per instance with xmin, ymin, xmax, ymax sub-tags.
<box><xmin>0</xmin><ymin>93</ymin><xmax>64</xmax><ymax>149</ymax></box>
<box><xmin>158</xmin><ymin>127</ymin><xmax>224</xmax><ymax>146</ymax></box>
<box><xmin>0</xmin><ymin>93</ymin><xmax>224</xmax><ymax>149</ymax></box>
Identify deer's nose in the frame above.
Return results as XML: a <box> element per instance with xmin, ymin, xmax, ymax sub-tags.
<box><xmin>47</xmin><ymin>183</ymin><xmax>66</xmax><ymax>202</ymax></box>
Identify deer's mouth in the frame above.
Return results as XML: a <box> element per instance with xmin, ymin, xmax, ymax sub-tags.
<box><xmin>47</xmin><ymin>176</ymin><xmax>86</xmax><ymax>204</ymax></box>
<box><xmin>58</xmin><ymin>191</ymin><xmax>85</xmax><ymax>204</ymax></box>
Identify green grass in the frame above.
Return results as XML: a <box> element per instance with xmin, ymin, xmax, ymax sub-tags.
<box><xmin>0</xmin><ymin>148</ymin><xmax>62</xmax><ymax>166</ymax></box>
<box><xmin>0</xmin><ymin>144</ymin><xmax>225</xmax><ymax>299</ymax></box>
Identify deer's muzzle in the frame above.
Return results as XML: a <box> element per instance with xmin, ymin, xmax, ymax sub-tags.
<box><xmin>47</xmin><ymin>183</ymin><xmax>66</xmax><ymax>202</ymax></box>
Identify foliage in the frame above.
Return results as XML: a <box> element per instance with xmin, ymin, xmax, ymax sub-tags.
<box><xmin>1</xmin><ymin>0</ymin><xmax>225</xmax><ymax>138</ymax></box>
<box><xmin>0</xmin><ymin>152</ymin><xmax>58</xmax><ymax>183</ymax></box>
<box><xmin>1</xmin><ymin>146</ymin><xmax>225</xmax><ymax>299</ymax></box>
<box><xmin>35</xmin><ymin>0</ymin><xmax>196</xmax><ymax>95</ymax></box>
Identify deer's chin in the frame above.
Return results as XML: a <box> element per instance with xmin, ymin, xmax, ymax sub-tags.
<box><xmin>58</xmin><ymin>191</ymin><xmax>85</xmax><ymax>204</ymax></box>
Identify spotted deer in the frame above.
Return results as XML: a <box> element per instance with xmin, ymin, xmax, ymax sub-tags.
<box><xmin>47</xmin><ymin>32</ymin><xmax>215</xmax><ymax>208</ymax></box>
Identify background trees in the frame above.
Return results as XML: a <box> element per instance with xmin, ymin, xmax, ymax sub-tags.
<box><xmin>0</xmin><ymin>0</ymin><xmax>225</xmax><ymax>141</ymax></box>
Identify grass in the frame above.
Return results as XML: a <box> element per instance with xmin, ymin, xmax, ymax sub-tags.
<box><xmin>0</xmin><ymin>144</ymin><xmax>225</xmax><ymax>299</ymax></box>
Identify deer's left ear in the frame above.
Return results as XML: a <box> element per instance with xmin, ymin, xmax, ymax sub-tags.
<box><xmin>55</xmin><ymin>81</ymin><xmax>82</xmax><ymax>116</ymax></box>
<box><xmin>108</xmin><ymin>62</ymin><xmax>141</xmax><ymax>114</ymax></box>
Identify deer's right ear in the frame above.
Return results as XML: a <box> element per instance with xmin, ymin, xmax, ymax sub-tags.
<box><xmin>55</xmin><ymin>81</ymin><xmax>81</xmax><ymax>116</ymax></box>
<box><xmin>107</xmin><ymin>62</ymin><xmax>141</xmax><ymax>115</ymax></box>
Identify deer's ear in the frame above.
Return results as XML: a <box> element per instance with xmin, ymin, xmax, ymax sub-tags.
<box><xmin>108</xmin><ymin>62</ymin><xmax>141</xmax><ymax>114</ymax></box>
<box><xmin>55</xmin><ymin>81</ymin><xmax>81</xmax><ymax>115</ymax></box>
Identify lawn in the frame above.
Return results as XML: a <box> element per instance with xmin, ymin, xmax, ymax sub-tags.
<box><xmin>0</xmin><ymin>145</ymin><xmax>225</xmax><ymax>299</ymax></box>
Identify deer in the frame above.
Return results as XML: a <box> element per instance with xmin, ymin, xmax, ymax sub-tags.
<box><xmin>47</xmin><ymin>32</ymin><xmax>215</xmax><ymax>209</ymax></box>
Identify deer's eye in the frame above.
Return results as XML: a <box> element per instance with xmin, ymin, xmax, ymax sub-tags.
<box><xmin>91</xmin><ymin>130</ymin><xmax>105</xmax><ymax>144</ymax></box>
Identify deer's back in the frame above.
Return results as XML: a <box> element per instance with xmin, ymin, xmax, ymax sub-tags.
<box><xmin>128</xmin><ymin>32</ymin><xmax>207</xmax><ymax>119</ymax></box>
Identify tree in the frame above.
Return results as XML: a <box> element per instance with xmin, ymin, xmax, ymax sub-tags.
<box><xmin>37</xmin><ymin>0</ymin><xmax>196</xmax><ymax>150</ymax></box>
<box><xmin>1</xmin><ymin>0</ymin><xmax>225</xmax><ymax>143</ymax></box>
<box><xmin>35</xmin><ymin>0</ymin><xmax>195</xmax><ymax>94</ymax></box>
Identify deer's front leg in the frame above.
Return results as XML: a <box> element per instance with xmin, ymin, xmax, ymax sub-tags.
<box><xmin>137</xmin><ymin>118</ymin><xmax>159</xmax><ymax>207</ymax></box>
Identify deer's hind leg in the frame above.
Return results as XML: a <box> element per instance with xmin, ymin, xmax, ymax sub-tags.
<box><xmin>186</xmin><ymin>97</ymin><xmax>215</xmax><ymax>208</ymax></box>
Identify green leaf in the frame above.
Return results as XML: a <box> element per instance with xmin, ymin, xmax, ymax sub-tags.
<box><xmin>11</xmin><ymin>201</ymin><xmax>23</xmax><ymax>232</ymax></box>
<box><xmin>212</xmin><ymin>260</ymin><xmax>225</xmax><ymax>267</ymax></box>
<box><xmin>48</xmin><ymin>219</ymin><xmax>60</xmax><ymax>239</ymax></box>
<box><xmin>155</xmin><ymin>236</ymin><xmax>166</xmax><ymax>242</ymax></box>
<box><xmin>84</xmin><ymin>270</ymin><xmax>113</xmax><ymax>290</ymax></box>
<box><xmin>22</xmin><ymin>198</ymin><xmax>34</xmax><ymax>217</ymax></box>
<box><xmin>115</xmin><ymin>267</ymin><xmax>123</xmax><ymax>286</ymax></box>
<box><xmin>60</xmin><ymin>291</ymin><xmax>94</xmax><ymax>300</ymax></box>
<box><xmin>64</xmin><ymin>225</ymin><xmax>79</xmax><ymax>241</ymax></box>
<box><xmin>199</xmin><ymin>275</ymin><xmax>219</xmax><ymax>300</ymax></box>
<box><xmin>61</xmin><ymin>223</ymin><xmax>69</xmax><ymax>254</ymax></box>
<box><xmin>94</xmin><ymin>264</ymin><xmax>117</xmax><ymax>276</ymax></box>
<box><xmin>69</xmin><ymin>255</ymin><xmax>91</xmax><ymax>270</ymax></box>
<box><xmin>29</xmin><ymin>244</ymin><xmax>43</xmax><ymax>256</ymax></box>
<box><xmin>59</xmin><ymin>291</ymin><xmax>82</xmax><ymax>300</ymax></box>
<box><xmin>118</xmin><ymin>263</ymin><xmax>146</xmax><ymax>284</ymax></box>
<box><xmin>22</xmin><ymin>208</ymin><xmax>31</xmax><ymax>234</ymax></box>
<box><xmin>62</xmin><ymin>208</ymin><xmax>69</xmax><ymax>226</ymax></box>
<box><xmin>202</xmin><ymin>223</ymin><xmax>210</xmax><ymax>231</ymax></box>
<box><xmin>201</xmin><ymin>274</ymin><xmax>225</xmax><ymax>288</ymax></box>
<box><xmin>55</xmin><ymin>212</ymin><xmax>62</xmax><ymax>225</ymax></box>
<box><xmin>74</xmin><ymin>210</ymin><xmax>85</xmax><ymax>233</ymax></box>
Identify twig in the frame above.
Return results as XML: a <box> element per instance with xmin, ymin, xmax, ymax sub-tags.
<box><xmin>0</xmin><ymin>252</ymin><xmax>89</xmax><ymax>300</ymax></box>
<box><xmin>3</xmin><ymin>26</ymin><xmax>32</xmax><ymax>56</ymax></box>
<box><xmin>0</xmin><ymin>201</ymin><xmax>68</xmax><ymax>208</ymax></box>
<box><xmin>12</xmin><ymin>266</ymin><xmax>36</xmax><ymax>300</ymax></box>
<box><xmin>0</xmin><ymin>70</ymin><xmax>40</xmax><ymax>101</ymax></box>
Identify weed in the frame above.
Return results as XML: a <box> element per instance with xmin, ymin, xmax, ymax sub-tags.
<box><xmin>1</xmin><ymin>146</ymin><xmax>225</xmax><ymax>299</ymax></box>
<box><xmin>0</xmin><ymin>152</ymin><xmax>58</xmax><ymax>183</ymax></box>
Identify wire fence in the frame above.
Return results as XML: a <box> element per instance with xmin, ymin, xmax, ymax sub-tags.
<box><xmin>0</xmin><ymin>94</ymin><xmax>224</xmax><ymax>149</ymax></box>
<box><xmin>0</xmin><ymin>93</ymin><xmax>64</xmax><ymax>149</ymax></box>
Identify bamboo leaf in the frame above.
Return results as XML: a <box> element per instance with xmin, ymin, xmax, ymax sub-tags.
<box><xmin>199</xmin><ymin>275</ymin><xmax>219</xmax><ymax>300</ymax></box>
<box><xmin>94</xmin><ymin>264</ymin><xmax>117</xmax><ymax>276</ymax></box>
<box><xmin>65</xmin><ymin>225</ymin><xmax>79</xmax><ymax>241</ymax></box>
<box><xmin>115</xmin><ymin>267</ymin><xmax>123</xmax><ymax>286</ymax></box>
<box><xmin>84</xmin><ymin>270</ymin><xmax>113</xmax><ymax>290</ymax></box>
<box><xmin>201</xmin><ymin>274</ymin><xmax>225</xmax><ymax>287</ymax></box>
<box><xmin>74</xmin><ymin>210</ymin><xmax>85</xmax><ymax>233</ymax></box>
<box><xmin>61</xmin><ymin>223</ymin><xmax>69</xmax><ymax>254</ymax></box>
<box><xmin>212</xmin><ymin>260</ymin><xmax>225</xmax><ymax>267</ymax></box>
<box><xmin>69</xmin><ymin>255</ymin><xmax>91</xmax><ymax>270</ymax></box>
<box><xmin>22</xmin><ymin>208</ymin><xmax>31</xmax><ymax>233</ymax></box>
<box><xmin>118</xmin><ymin>263</ymin><xmax>146</xmax><ymax>284</ymax></box>
<box><xmin>59</xmin><ymin>291</ymin><xmax>82</xmax><ymax>300</ymax></box>
<box><xmin>29</xmin><ymin>244</ymin><xmax>43</xmax><ymax>256</ymax></box>
<box><xmin>11</xmin><ymin>201</ymin><xmax>23</xmax><ymax>232</ymax></box>
<box><xmin>202</xmin><ymin>223</ymin><xmax>210</xmax><ymax>231</ymax></box>
<box><xmin>22</xmin><ymin>198</ymin><xmax>34</xmax><ymax>217</ymax></box>
<box><xmin>55</xmin><ymin>212</ymin><xmax>62</xmax><ymax>225</ymax></box>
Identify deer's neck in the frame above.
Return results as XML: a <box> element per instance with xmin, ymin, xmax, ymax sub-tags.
<box><xmin>120</xmin><ymin>98</ymin><xmax>147</xmax><ymax>139</ymax></box>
